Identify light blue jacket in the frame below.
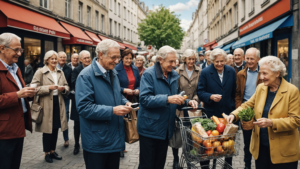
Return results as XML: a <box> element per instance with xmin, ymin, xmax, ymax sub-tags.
<box><xmin>75</xmin><ymin>58</ymin><xmax>128</xmax><ymax>153</ymax></box>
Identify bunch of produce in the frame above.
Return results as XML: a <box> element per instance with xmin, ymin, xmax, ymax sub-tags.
<box><xmin>189</xmin><ymin>116</ymin><xmax>236</xmax><ymax>157</ymax></box>
<box><xmin>237</xmin><ymin>107</ymin><xmax>255</xmax><ymax>121</ymax></box>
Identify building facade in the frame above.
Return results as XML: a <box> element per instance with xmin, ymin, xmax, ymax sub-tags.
<box><xmin>197</xmin><ymin>0</ymin><xmax>208</xmax><ymax>53</ymax></box>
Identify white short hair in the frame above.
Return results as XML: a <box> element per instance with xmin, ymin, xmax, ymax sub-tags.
<box><xmin>151</xmin><ymin>56</ymin><xmax>157</xmax><ymax>62</ymax></box>
<box><xmin>44</xmin><ymin>50</ymin><xmax>58</xmax><ymax>65</ymax></box>
<box><xmin>227</xmin><ymin>54</ymin><xmax>233</xmax><ymax>58</ymax></box>
<box><xmin>0</xmin><ymin>33</ymin><xmax>21</xmax><ymax>46</ymax></box>
<box><xmin>246</xmin><ymin>47</ymin><xmax>260</xmax><ymax>58</ymax></box>
<box><xmin>205</xmin><ymin>50</ymin><xmax>211</xmax><ymax>56</ymax></box>
<box><xmin>209</xmin><ymin>48</ymin><xmax>228</xmax><ymax>62</ymax></box>
<box><xmin>136</xmin><ymin>55</ymin><xmax>146</xmax><ymax>63</ymax></box>
<box><xmin>95</xmin><ymin>39</ymin><xmax>120</xmax><ymax>57</ymax></box>
<box><xmin>58</xmin><ymin>51</ymin><xmax>67</xmax><ymax>57</ymax></box>
<box><xmin>156</xmin><ymin>46</ymin><xmax>177</xmax><ymax>62</ymax></box>
<box><xmin>258</xmin><ymin>56</ymin><xmax>287</xmax><ymax>77</ymax></box>
<box><xmin>234</xmin><ymin>48</ymin><xmax>245</xmax><ymax>56</ymax></box>
<box><xmin>79</xmin><ymin>50</ymin><xmax>90</xmax><ymax>59</ymax></box>
<box><xmin>181</xmin><ymin>49</ymin><xmax>198</xmax><ymax>62</ymax></box>
<box><xmin>24</xmin><ymin>59</ymin><xmax>30</xmax><ymax>63</ymax></box>
<box><xmin>71</xmin><ymin>53</ymin><xmax>79</xmax><ymax>58</ymax></box>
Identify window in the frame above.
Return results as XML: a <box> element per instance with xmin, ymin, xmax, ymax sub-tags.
<box><xmin>96</xmin><ymin>11</ymin><xmax>99</xmax><ymax>31</ymax></box>
<box><xmin>229</xmin><ymin>9</ymin><xmax>232</xmax><ymax>29</ymax></box>
<box><xmin>124</xmin><ymin>7</ymin><xmax>126</xmax><ymax>20</ymax></box>
<box><xmin>118</xmin><ymin>23</ymin><xmax>121</xmax><ymax>37</ymax></box>
<box><xmin>40</xmin><ymin>0</ymin><xmax>48</xmax><ymax>9</ymax></box>
<box><xmin>24</xmin><ymin>38</ymin><xmax>41</xmax><ymax>73</ymax></box>
<box><xmin>87</xmin><ymin>6</ymin><xmax>91</xmax><ymax>27</ymax></box>
<box><xmin>101</xmin><ymin>15</ymin><xmax>105</xmax><ymax>32</ymax></box>
<box><xmin>128</xmin><ymin>28</ymin><xmax>130</xmax><ymax>40</ymax></box>
<box><xmin>128</xmin><ymin>10</ymin><xmax>130</xmax><ymax>22</ymax></box>
<box><xmin>114</xmin><ymin>0</ymin><xmax>117</xmax><ymax>13</ymax></box>
<box><xmin>65</xmin><ymin>0</ymin><xmax>71</xmax><ymax>18</ymax></box>
<box><xmin>242</xmin><ymin>0</ymin><xmax>245</xmax><ymax>18</ymax></box>
<box><xmin>124</xmin><ymin>26</ymin><xmax>126</xmax><ymax>39</ymax></box>
<box><xmin>78</xmin><ymin>2</ymin><xmax>83</xmax><ymax>23</ymax></box>
<box><xmin>131</xmin><ymin>30</ymin><xmax>132</xmax><ymax>41</ymax></box>
<box><xmin>110</xmin><ymin>0</ymin><xmax>113</xmax><ymax>10</ymax></box>
<box><xmin>114</xmin><ymin>21</ymin><xmax>117</xmax><ymax>36</ymax></box>
<box><xmin>118</xmin><ymin>3</ymin><xmax>120</xmax><ymax>16</ymax></box>
<box><xmin>234</xmin><ymin>3</ymin><xmax>238</xmax><ymax>26</ymax></box>
<box><xmin>109</xmin><ymin>19</ymin><xmax>112</xmax><ymax>35</ymax></box>
<box><xmin>102</xmin><ymin>0</ymin><xmax>105</xmax><ymax>6</ymax></box>
<box><xmin>250</xmin><ymin>0</ymin><xmax>254</xmax><ymax>10</ymax></box>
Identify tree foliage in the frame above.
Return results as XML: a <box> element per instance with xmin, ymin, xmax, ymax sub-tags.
<box><xmin>137</xmin><ymin>6</ymin><xmax>185</xmax><ymax>49</ymax></box>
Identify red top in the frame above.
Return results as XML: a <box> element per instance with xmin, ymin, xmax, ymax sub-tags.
<box><xmin>124</xmin><ymin>65</ymin><xmax>135</xmax><ymax>101</ymax></box>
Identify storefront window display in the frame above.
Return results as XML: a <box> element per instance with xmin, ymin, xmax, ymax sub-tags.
<box><xmin>277</xmin><ymin>38</ymin><xmax>289</xmax><ymax>81</ymax></box>
<box><xmin>24</xmin><ymin>37</ymin><xmax>41</xmax><ymax>72</ymax></box>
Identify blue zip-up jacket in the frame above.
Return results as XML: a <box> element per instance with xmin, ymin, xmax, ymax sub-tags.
<box><xmin>75</xmin><ymin>58</ymin><xmax>128</xmax><ymax>153</ymax></box>
<box><xmin>137</xmin><ymin>62</ymin><xmax>189</xmax><ymax>140</ymax></box>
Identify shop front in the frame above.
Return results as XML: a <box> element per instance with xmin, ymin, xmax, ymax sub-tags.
<box><xmin>85</xmin><ymin>30</ymin><xmax>102</xmax><ymax>59</ymax></box>
<box><xmin>0</xmin><ymin>1</ymin><xmax>70</xmax><ymax>75</ymax></box>
<box><xmin>218</xmin><ymin>30</ymin><xmax>238</xmax><ymax>54</ymax></box>
<box><xmin>60</xmin><ymin>22</ymin><xmax>94</xmax><ymax>62</ymax></box>
<box><xmin>203</xmin><ymin>40</ymin><xmax>217</xmax><ymax>51</ymax></box>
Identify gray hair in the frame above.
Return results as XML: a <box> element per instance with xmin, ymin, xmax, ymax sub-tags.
<box><xmin>227</xmin><ymin>54</ymin><xmax>233</xmax><ymax>58</ymax></box>
<box><xmin>95</xmin><ymin>39</ymin><xmax>120</xmax><ymax>57</ymax></box>
<box><xmin>71</xmin><ymin>53</ymin><xmax>79</xmax><ymax>58</ymax></box>
<box><xmin>181</xmin><ymin>49</ymin><xmax>198</xmax><ymax>62</ymax></box>
<box><xmin>209</xmin><ymin>48</ymin><xmax>228</xmax><ymax>62</ymax></box>
<box><xmin>205</xmin><ymin>50</ymin><xmax>211</xmax><ymax>56</ymax></box>
<box><xmin>79</xmin><ymin>50</ymin><xmax>91</xmax><ymax>59</ymax></box>
<box><xmin>246</xmin><ymin>47</ymin><xmax>260</xmax><ymax>58</ymax></box>
<box><xmin>156</xmin><ymin>46</ymin><xmax>177</xmax><ymax>62</ymax></box>
<box><xmin>58</xmin><ymin>51</ymin><xmax>67</xmax><ymax>57</ymax></box>
<box><xmin>151</xmin><ymin>56</ymin><xmax>157</xmax><ymax>62</ymax></box>
<box><xmin>44</xmin><ymin>50</ymin><xmax>58</xmax><ymax>65</ymax></box>
<box><xmin>258</xmin><ymin>56</ymin><xmax>287</xmax><ymax>77</ymax></box>
<box><xmin>234</xmin><ymin>48</ymin><xmax>245</xmax><ymax>56</ymax></box>
<box><xmin>0</xmin><ymin>33</ymin><xmax>21</xmax><ymax>46</ymax></box>
<box><xmin>24</xmin><ymin>59</ymin><xmax>30</xmax><ymax>63</ymax></box>
<box><xmin>136</xmin><ymin>55</ymin><xmax>146</xmax><ymax>63</ymax></box>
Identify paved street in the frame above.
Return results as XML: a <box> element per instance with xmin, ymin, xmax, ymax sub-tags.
<box><xmin>20</xmin><ymin>122</ymin><xmax>300</xmax><ymax>169</ymax></box>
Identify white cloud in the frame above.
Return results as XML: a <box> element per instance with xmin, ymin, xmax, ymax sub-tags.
<box><xmin>152</xmin><ymin>5</ymin><xmax>160</xmax><ymax>11</ymax></box>
<box><xmin>180</xmin><ymin>19</ymin><xmax>192</xmax><ymax>31</ymax></box>
<box><xmin>169</xmin><ymin>0</ymin><xmax>199</xmax><ymax>13</ymax></box>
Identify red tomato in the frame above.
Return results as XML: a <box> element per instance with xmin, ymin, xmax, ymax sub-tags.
<box><xmin>216</xmin><ymin>123</ymin><xmax>225</xmax><ymax>133</ymax></box>
<box><xmin>206</xmin><ymin>130</ymin><xmax>212</xmax><ymax>135</ymax></box>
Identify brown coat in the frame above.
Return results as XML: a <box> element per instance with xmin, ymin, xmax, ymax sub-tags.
<box><xmin>175</xmin><ymin>64</ymin><xmax>201</xmax><ymax>117</ymax></box>
<box><xmin>235</xmin><ymin>67</ymin><xmax>263</xmax><ymax>108</ymax></box>
<box><xmin>0</xmin><ymin>61</ymin><xmax>32</xmax><ymax>139</ymax></box>
<box><xmin>232</xmin><ymin>79</ymin><xmax>300</xmax><ymax>164</ymax></box>
<box><xmin>31</xmin><ymin>66</ymin><xmax>69</xmax><ymax>134</ymax></box>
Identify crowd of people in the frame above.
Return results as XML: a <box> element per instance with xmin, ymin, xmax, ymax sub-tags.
<box><xmin>0</xmin><ymin>32</ymin><xmax>300</xmax><ymax>169</ymax></box>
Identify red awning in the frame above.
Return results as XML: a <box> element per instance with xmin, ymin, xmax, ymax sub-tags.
<box><xmin>85</xmin><ymin>31</ymin><xmax>101</xmax><ymax>46</ymax></box>
<box><xmin>0</xmin><ymin>1</ymin><xmax>70</xmax><ymax>39</ymax></box>
<box><xmin>60</xmin><ymin>22</ymin><xmax>93</xmax><ymax>46</ymax></box>
<box><xmin>117</xmin><ymin>42</ymin><xmax>126</xmax><ymax>50</ymax></box>
<box><xmin>123</xmin><ymin>43</ymin><xmax>137</xmax><ymax>50</ymax></box>
<box><xmin>98</xmin><ymin>35</ymin><xmax>110</xmax><ymax>41</ymax></box>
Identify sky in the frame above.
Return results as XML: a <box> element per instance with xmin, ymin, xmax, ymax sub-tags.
<box><xmin>142</xmin><ymin>0</ymin><xmax>200</xmax><ymax>31</ymax></box>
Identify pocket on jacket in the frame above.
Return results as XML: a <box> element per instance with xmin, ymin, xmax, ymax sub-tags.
<box><xmin>279</xmin><ymin>135</ymin><xmax>297</xmax><ymax>157</ymax></box>
<box><xmin>91</xmin><ymin>122</ymin><xmax>110</xmax><ymax>146</ymax></box>
<box><xmin>0</xmin><ymin>113</ymin><xmax>9</xmax><ymax>120</ymax></box>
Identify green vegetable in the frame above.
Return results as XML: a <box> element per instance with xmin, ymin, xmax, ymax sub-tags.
<box><xmin>190</xmin><ymin>148</ymin><xmax>198</xmax><ymax>156</ymax></box>
<box><xmin>237</xmin><ymin>106</ymin><xmax>255</xmax><ymax>121</ymax></box>
<box><xmin>190</xmin><ymin>118</ymin><xmax>217</xmax><ymax>131</ymax></box>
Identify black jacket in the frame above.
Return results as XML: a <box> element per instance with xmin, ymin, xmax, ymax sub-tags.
<box><xmin>70</xmin><ymin>63</ymin><xmax>84</xmax><ymax>121</ymax></box>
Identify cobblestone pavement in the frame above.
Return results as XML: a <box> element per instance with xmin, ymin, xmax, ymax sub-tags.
<box><xmin>20</xmin><ymin>122</ymin><xmax>300</xmax><ymax>169</ymax></box>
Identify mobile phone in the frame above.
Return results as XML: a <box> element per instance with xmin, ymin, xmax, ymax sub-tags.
<box><xmin>131</xmin><ymin>103</ymin><xmax>139</xmax><ymax>108</ymax></box>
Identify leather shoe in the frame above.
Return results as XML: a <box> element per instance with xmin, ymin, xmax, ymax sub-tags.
<box><xmin>64</xmin><ymin>140</ymin><xmax>69</xmax><ymax>148</ymax></box>
<box><xmin>173</xmin><ymin>160</ymin><xmax>179</xmax><ymax>169</ymax></box>
<box><xmin>50</xmin><ymin>152</ymin><xmax>62</xmax><ymax>160</ymax></box>
<box><xmin>45</xmin><ymin>154</ymin><xmax>53</xmax><ymax>163</ymax></box>
<box><xmin>73</xmin><ymin>147</ymin><xmax>80</xmax><ymax>155</ymax></box>
<box><xmin>120</xmin><ymin>151</ymin><xmax>124</xmax><ymax>157</ymax></box>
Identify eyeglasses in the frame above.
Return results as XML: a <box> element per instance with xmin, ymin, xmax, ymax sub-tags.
<box><xmin>5</xmin><ymin>46</ymin><xmax>24</xmax><ymax>54</ymax></box>
<box><xmin>109</xmin><ymin>56</ymin><xmax>121</xmax><ymax>61</ymax></box>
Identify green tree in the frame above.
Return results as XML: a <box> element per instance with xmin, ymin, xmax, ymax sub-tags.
<box><xmin>137</xmin><ymin>6</ymin><xmax>185</xmax><ymax>49</ymax></box>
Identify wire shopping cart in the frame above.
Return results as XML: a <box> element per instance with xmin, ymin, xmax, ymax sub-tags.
<box><xmin>177</xmin><ymin>107</ymin><xmax>241</xmax><ymax>169</ymax></box>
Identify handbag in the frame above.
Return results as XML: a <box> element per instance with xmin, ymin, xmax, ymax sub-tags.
<box><xmin>124</xmin><ymin>110</ymin><xmax>139</xmax><ymax>144</ymax></box>
<box><xmin>169</xmin><ymin>116</ymin><xmax>182</xmax><ymax>148</ymax></box>
<box><xmin>30</xmin><ymin>70</ymin><xmax>43</xmax><ymax>123</ymax></box>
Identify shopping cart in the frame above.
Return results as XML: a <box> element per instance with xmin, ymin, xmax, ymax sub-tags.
<box><xmin>177</xmin><ymin>107</ymin><xmax>241</xmax><ymax>169</ymax></box>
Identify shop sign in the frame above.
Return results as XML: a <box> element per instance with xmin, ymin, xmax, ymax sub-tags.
<box><xmin>76</xmin><ymin>38</ymin><xmax>93</xmax><ymax>45</ymax></box>
<box><xmin>233</xmin><ymin>32</ymin><xmax>272</xmax><ymax>49</ymax></box>
<box><xmin>239</xmin><ymin>0</ymin><xmax>290</xmax><ymax>36</ymax></box>
<box><xmin>218</xmin><ymin>30</ymin><xmax>238</xmax><ymax>45</ymax></box>
<box><xmin>33</xmin><ymin>26</ymin><xmax>56</xmax><ymax>35</ymax></box>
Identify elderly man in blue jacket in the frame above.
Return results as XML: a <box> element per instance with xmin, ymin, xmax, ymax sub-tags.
<box><xmin>137</xmin><ymin>46</ymin><xmax>198</xmax><ymax>169</ymax></box>
<box><xmin>75</xmin><ymin>39</ymin><xmax>133</xmax><ymax>169</ymax></box>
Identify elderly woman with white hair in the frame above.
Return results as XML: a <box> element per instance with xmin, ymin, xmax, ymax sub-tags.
<box><xmin>170</xmin><ymin>49</ymin><xmax>201</xmax><ymax>168</ymax></box>
<box><xmin>135</xmin><ymin>55</ymin><xmax>146</xmax><ymax>76</ymax></box>
<box><xmin>137</xmin><ymin>46</ymin><xmax>198</xmax><ymax>169</ymax></box>
<box><xmin>31</xmin><ymin>50</ymin><xmax>69</xmax><ymax>163</ymax></box>
<box><xmin>226</xmin><ymin>56</ymin><xmax>300</xmax><ymax>169</ymax></box>
<box><xmin>197</xmin><ymin>48</ymin><xmax>236</xmax><ymax>166</ymax></box>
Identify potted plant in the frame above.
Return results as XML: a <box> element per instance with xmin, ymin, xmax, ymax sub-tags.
<box><xmin>237</xmin><ymin>107</ymin><xmax>255</xmax><ymax>130</ymax></box>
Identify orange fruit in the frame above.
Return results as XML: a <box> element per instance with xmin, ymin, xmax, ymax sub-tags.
<box><xmin>211</xmin><ymin>130</ymin><xmax>219</xmax><ymax>136</ymax></box>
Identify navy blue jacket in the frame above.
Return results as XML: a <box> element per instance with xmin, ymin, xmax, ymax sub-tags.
<box><xmin>115</xmin><ymin>60</ymin><xmax>141</xmax><ymax>95</ymax></box>
<box><xmin>75</xmin><ymin>58</ymin><xmax>128</xmax><ymax>153</ymax></box>
<box><xmin>197</xmin><ymin>64</ymin><xmax>236</xmax><ymax>118</ymax></box>
<box><xmin>137</xmin><ymin>62</ymin><xmax>189</xmax><ymax>140</ymax></box>
<box><xmin>201</xmin><ymin>61</ymin><xmax>210</xmax><ymax>69</ymax></box>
